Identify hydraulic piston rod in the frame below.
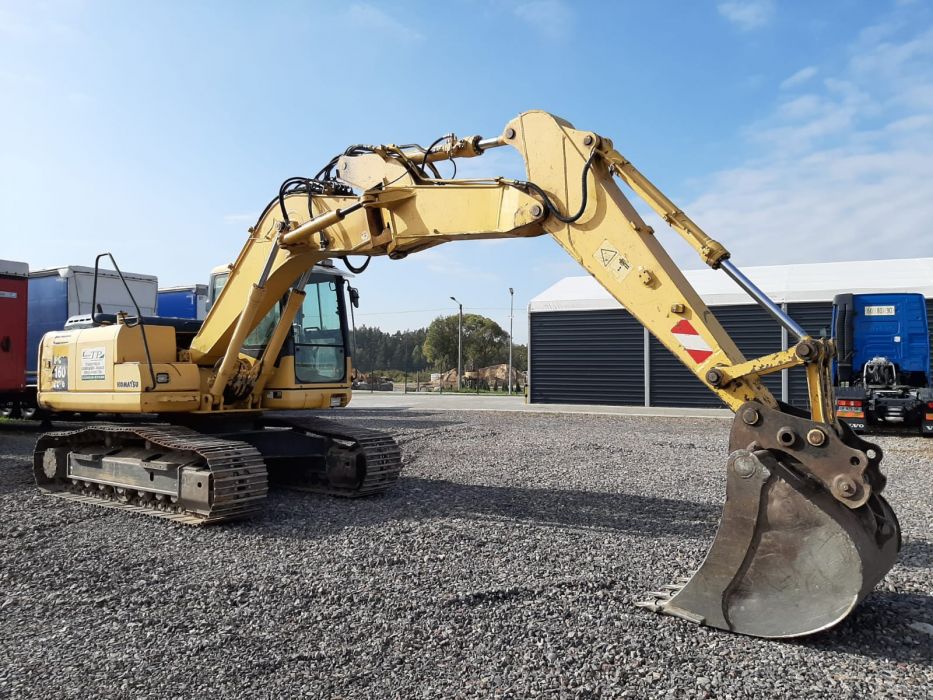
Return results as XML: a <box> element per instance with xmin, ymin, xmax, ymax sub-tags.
<box><xmin>720</xmin><ymin>259</ymin><xmax>807</xmax><ymax>340</ymax></box>
<box><xmin>398</xmin><ymin>134</ymin><xmax>506</xmax><ymax>164</ymax></box>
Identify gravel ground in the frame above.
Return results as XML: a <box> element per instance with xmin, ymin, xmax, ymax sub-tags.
<box><xmin>0</xmin><ymin>409</ymin><xmax>930</xmax><ymax>699</ymax></box>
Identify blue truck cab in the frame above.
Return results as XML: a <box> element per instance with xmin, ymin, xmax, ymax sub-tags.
<box><xmin>833</xmin><ymin>292</ymin><xmax>933</xmax><ymax>434</ymax></box>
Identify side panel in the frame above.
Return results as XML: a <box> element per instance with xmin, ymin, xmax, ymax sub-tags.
<box><xmin>157</xmin><ymin>290</ymin><xmax>198</xmax><ymax>319</ymax></box>
<box><xmin>70</xmin><ymin>269</ymin><xmax>158</xmax><ymax>317</ymax></box>
<box><xmin>37</xmin><ymin>324</ymin><xmax>200</xmax><ymax>412</ymax></box>
<box><xmin>529</xmin><ymin>309</ymin><xmax>644</xmax><ymax>405</ymax></box>
<box><xmin>261</xmin><ymin>356</ymin><xmax>351</xmax><ymax>409</ymax></box>
<box><xmin>158</xmin><ymin>285</ymin><xmax>208</xmax><ymax>320</ymax></box>
<box><xmin>928</xmin><ymin>298</ymin><xmax>933</xmax><ymax>384</ymax></box>
<box><xmin>27</xmin><ymin>274</ymin><xmax>69</xmax><ymax>381</ymax></box>
<box><xmin>0</xmin><ymin>274</ymin><xmax>28</xmax><ymax>393</ymax></box>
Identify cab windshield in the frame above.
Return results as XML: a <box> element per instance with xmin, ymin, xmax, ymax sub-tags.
<box><xmin>242</xmin><ymin>272</ymin><xmax>348</xmax><ymax>384</ymax></box>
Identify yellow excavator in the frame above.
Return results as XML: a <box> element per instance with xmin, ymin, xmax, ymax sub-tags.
<box><xmin>32</xmin><ymin>111</ymin><xmax>900</xmax><ymax>639</ymax></box>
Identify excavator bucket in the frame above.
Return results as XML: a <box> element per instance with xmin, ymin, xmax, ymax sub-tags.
<box><xmin>638</xmin><ymin>406</ymin><xmax>901</xmax><ymax>638</ymax></box>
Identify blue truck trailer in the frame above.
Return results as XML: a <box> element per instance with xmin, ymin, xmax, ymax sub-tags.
<box><xmin>157</xmin><ymin>284</ymin><xmax>208</xmax><ymax>320</ymax></box>
<box><xmin>26</xmin><ymin>266</ymin><xmax>158</xmax><ymax>384</ymax></box>
<box><xmin>833</xmin><ymin>292</ymin><xmax>933</xmax><ymax>435</ymax></box>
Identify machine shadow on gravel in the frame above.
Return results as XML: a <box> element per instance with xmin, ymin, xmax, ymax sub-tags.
<box><xmin>898</xmin><ymin>538</ymin><xmax>933</xmax><ymax>569</ymax></box>
<box><xmin>268</xmin><ymin>476</ymin><xmax>723</xmax><ymax>541</ymax></box>
<box><xmin>0</xmin><ymin>421</ymin><xmax>48</xmax><ymax>435</ymax></box>
<box><xmin>0</xmin><ymin>469</ymin><xmax>34</xmax><ymax>496</ymax></box>
<box><xmin>799</xmin><ymin>591</ymin><xmax>933</xmax><ymax>666</ymax></box>
<box><xmin>289</xmin><ymin>408</ymin><xmax>468</xmax><ymax>432</ymax></box>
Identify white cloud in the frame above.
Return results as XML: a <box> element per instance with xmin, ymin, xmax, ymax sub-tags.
<box><xmin>717</xmin><ymin>0</ymin><xmax>775</xmax><ymax>31</ymax></box>
<box><xmin>780</xmin><ymin>66</ymin><xmax>818</xmax><ymax>89</ymax></box>
<box><xmin>683</xmin><ymin>15</ymin><xmax>933</xmax><ymax>266</ymax></box>
<box><xmin>345</xmin><ymin>3</ymin><xmax>424</xmax><ymax>43</ymax></box>
<box><xmin>513</xmin><ymin>0</ymin><xmax>574</xmax><ymax>40</ymax></box>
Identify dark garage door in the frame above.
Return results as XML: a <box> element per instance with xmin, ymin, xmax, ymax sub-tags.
<box><xmin>531</xmin><ymin>298</ymin><xmax>930</xmax><ymax>410</ymax></box>
<box><xmin>649</xmin><ymin>304</ymin><xmax>783</xmax><ymax>408</ymax></box>
<box><xmin>928</xmin><ymin>298</ymin><xmax>933</xmax><ymax>382</ymax></box>
<box><xmin>529</xmin><ymin>309</ymin><xmax>644</xmax><ymax>405</ymax></box>
<box><xmin>786</xmin><ymin>302</ymin><xmax>833</xmax><ymax>411</ymax></box>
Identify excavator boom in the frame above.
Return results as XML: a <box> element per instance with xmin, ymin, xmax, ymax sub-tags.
<box><xmin>36</xmin><ymin>111</ymin><xmax>900</xmax><ymax>638</ymax></box>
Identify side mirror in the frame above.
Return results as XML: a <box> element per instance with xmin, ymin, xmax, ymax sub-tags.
<box><xmin>348</xmin><ymin>285</ymin><xmax>360</xmax><ymax>309</ymax></box>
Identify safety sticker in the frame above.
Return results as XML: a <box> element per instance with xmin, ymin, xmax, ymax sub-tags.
<box><xmin>594</xmin><ymin>239</ymin><xmax>632</xmax><ymax>282</ymax></box>
<box><xmin>671</xmin><ymin>319</ymin><xmax>713</xmax><ymax>364</ymax></box>
<box><xmin>80</xmin><ymin>347</ymin><xmax>107</xmax><ymax>381</ymax></box>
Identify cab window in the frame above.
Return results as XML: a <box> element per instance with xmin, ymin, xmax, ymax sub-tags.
<box><xmin>293</xmin><ymin>277</ymin><xmax>346</xmax><ymax>383</ymax></box>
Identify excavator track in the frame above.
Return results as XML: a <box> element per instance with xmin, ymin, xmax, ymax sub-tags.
<box><xmin>255</xmin><ymin>414</ymin><xmax>403</xmax><ymax>496</ymax></box>
<box><xmin>33</xmin><ymin>423</ymin><xmax>268</xmax><ymax>525</ymax></box>
<box><xmin>32</xmin><ymin>414</ymin><xmax>403</xmax><ymax>524</ymax></box>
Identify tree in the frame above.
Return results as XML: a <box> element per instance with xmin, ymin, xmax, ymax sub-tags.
<box><xmin>353</xmin><ymin>325</ymin><xmax>429</xmax><ymax>373</ymax></box>
<box><xmin>423</xmin><ymin>315</ymin><xmax>460</xmax><ymax>371</ymax></box>
<box><xmin>353</xmin><ymin>315</ymin><xmax>520</xmax><ymax>375</ymax></box>
<box><xmin>511</xmin><ymin>343</ymin><xmax>528</xmax><ymax>372</ymax></box>
<box><xmin>423</xmin><ymin>313</ymin><xmax>510</xmax><ymax>371</ymax></box>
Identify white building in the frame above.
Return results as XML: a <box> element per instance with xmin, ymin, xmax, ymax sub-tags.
<box><xmin>527</xmin><ymin>258</ymin><xmax>933</xmax><ymax>407</ymax></box>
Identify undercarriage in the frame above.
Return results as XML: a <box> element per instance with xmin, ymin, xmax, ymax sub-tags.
<box><xmin>34</xmin><ymin>414</ymin><xmax>403</xmax><ymax>524</ymax></box>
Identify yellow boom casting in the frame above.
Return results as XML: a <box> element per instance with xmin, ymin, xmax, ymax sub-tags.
<box><xmin>34</xmin><ymin>111</ymin><xmax>900</xmax><ymax>639</ymax></box>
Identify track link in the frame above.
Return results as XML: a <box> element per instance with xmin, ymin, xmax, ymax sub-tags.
<box><xmin>34</xmin><ymin>423</ymin><xmax>268</xmax><ymax>525</ymax></box>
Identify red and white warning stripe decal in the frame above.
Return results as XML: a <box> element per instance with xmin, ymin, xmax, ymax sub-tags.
<box><xmin>671</xmin><ymin>319</ymin><xmax>713</xmax><ymax>364</ymax></box>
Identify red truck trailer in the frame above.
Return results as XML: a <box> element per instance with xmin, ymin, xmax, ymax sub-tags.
<box><xmin>0</xmin><ymin>260</ymin><xmax>29</xmax><ymax>405</ymax></box>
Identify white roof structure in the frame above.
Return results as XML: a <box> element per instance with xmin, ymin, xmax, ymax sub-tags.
<box><xmin>530</xmin><ymin>257</ymin><xmax>933</xmax><ymax>313</ymax></box>
<box><xmin>0</xmin><ymin>260</ymin><xmax>28</xmax><ymax>277</ymax></box>
<box><xmin>29</xmin><ymin>265</ymin><xmax>157</xmax><ymax>282</ymax></box>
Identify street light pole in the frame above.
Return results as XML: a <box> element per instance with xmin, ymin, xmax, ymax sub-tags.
<box><xmin>508</xmin><ymin>287</ymin><xmax>514</xmax><ymax>395</ymax></box>
<box><xmin>450</xmin><ymin>296</ymin><xmax>463</xmax><ymax>391</ymax></box>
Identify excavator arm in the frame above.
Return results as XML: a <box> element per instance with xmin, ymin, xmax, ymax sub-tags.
<box><xmin>189</xmin><ymin>111</ymin><xmax>900</xmax><ymax>637</ymax></box>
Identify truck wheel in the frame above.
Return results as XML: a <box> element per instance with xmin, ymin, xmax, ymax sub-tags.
<box><xmin>0</xmin><ymin>402</ymin><xmax>18</xmax><ymax>419</ymax></box>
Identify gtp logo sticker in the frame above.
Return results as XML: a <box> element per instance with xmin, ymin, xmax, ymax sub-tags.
<box><xmin>80</xmin><ymin>347</ymin><xmax>107</xmax><ymax>381</ymax></box>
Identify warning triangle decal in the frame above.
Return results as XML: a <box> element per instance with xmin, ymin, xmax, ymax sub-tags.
<box><xmin>599</xmin><ymin>248</ymin><xmax>617</xmax><ymax>266</ymax></box>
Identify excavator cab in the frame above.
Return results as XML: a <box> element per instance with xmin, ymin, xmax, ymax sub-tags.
<box><xmin>208</xmin><ymin>263</ymin><xmax>354</xmax><ymax>410</ymax></box>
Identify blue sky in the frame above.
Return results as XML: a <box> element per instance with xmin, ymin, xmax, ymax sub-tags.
<box><xmin>2</xmin><ymin>0</ymin><xmax>932</xmax><ymax>343</ymax></box>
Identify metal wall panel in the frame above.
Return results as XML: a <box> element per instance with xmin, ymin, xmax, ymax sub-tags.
<box><xmin>530</xmin><ymin>299</ymin><xmax>932</xmax><ymax>410</ymax></box>
<box><xmin>529</xmin><ymin>309</ymin><xmax>644</xmax><ymax>405</ymax></box>
<box><xmin>648</xmin><ymin>334</ymin><xmax>716</xmax><ymax>407</ymax></box>
<box><xmin>649</xmin><ymin>305</ymin><xmax>783</xmax><ymax>408</ymax></box>
<box><xmin>786</xmin><ymin>302</ymin><xmax>834</xmax><ymax>410</ymax></box>
<box><xmin>719</xmin><ymin>306</ymin><xmax>785</xmax><ymax>400</ymax></box>
<box><xmin>928</xmin><ymin>299</ymin><xmax>933</xmax><ymax>383</ymax></box>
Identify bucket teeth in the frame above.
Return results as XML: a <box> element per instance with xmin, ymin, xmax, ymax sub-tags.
<box><xmin>634</xmin><ymin>575</ymin><xmax>692</xmax><ymax>613</ymax></box>
<box><xmin>644</xmin><ymin>590</ymin><xmax>671</xmax><ymax>599</ymax></box>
